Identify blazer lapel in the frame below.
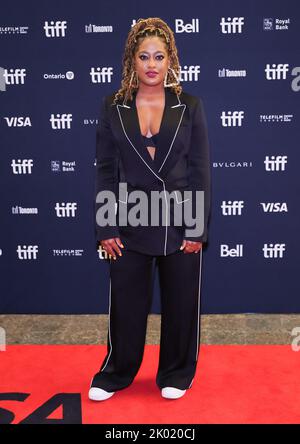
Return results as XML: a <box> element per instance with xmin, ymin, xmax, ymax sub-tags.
<box><xmin>116</xmin><ymin>87</ymin><xmax>186</xmax><ymax>178</ymax></box>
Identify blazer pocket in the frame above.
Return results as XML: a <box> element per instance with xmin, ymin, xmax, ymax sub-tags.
<box><xmin>118</xmin><ymin>182</ymin><xmax>128</xmax><ymax>203</ymax></box>
<box><xmin>174</xmin><ymin>190</ymin><xmax>190</xmax><ymax>204</ymax></box>
<box><xmin>118</xmin><ymin>191</ymin><xmax>128</xmax><ymax>204</ymax></box>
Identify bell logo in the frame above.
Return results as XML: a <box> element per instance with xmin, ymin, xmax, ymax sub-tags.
<box><xmin>175</xmin><ymin>19</ymin><xmax>199</xmax><ymax>33</ymax></box>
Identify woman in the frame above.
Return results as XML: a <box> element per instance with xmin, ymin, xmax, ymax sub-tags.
<box><xmin>89</xmin><ymin>17</ymin><xmax>211</xmax><ymax>401</ymax></box>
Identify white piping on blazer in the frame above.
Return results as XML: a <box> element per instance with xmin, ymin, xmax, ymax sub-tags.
<box><xmin>116</xmin><ymin>93</ymin><xmax>186</xmax><ymax>257</ymax></box>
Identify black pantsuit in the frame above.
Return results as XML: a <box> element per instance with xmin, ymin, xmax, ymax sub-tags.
<box><xmin>91</xmin><ymin>246</ymin><xmax>203</xmax><ymax>392</ymax></box>
<box><xmin>92</xmin><ymin>86</ymin><xmax>211</xmax><ymax>392</ymax></box>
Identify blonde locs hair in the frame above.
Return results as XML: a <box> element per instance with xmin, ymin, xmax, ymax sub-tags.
<box><xmin>112</xmin><ymin>17</ymin><xmax>182</xmax><ymax>106</ymax></box>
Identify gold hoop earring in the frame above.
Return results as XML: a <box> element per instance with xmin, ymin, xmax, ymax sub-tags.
<box><xmin>164</xmin><ymin>67</ymin><xmax>180</xmax><ymax>87</ymax></box>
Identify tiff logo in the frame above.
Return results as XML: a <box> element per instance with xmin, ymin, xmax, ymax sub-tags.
<box><xmin>264</xmin><ymin>155</ymin><xmax>287</xmax><ymax>171</ymax></box>
<box><xmin>44</xmin><ymin>21</ymin><xmax>67</xmax><ymax>37</ymax></box>
<box><xmin>263</xmin><ymin>243</ymin><xmax>286</xmax><ymax>258</ymax></box>
<box><xmin>220</xmin><ymin>17</ymin><xmax>244</xmax><ymax>33</ymax></box>
<box><xmin>179</xmin><ymin>65</ymin><xmax>200</xmax><ymax>82</ymax></box>
<box><xmin>97</xmin><ymin>245</ymin><xmax>112</xmax><ymax>260</ymax></box>
<box><xmin>55</xmin><ymin>202</ymin><xmax>77</xmax><ymax>217</ymax></box>
<box><xmin>221</xmin><ymin>111</ymin><xmax>244</xmax><ymax>126</ymax></box>
<box><xmin>0</xmin><ymin>66</ymin><xmax>5</xmax><ymax>91</ymax></box>
<box><xmin>90</xmin><ymin>67</ymin><xmax>113</xmax><ymax>83</ymax></box>
<box><xmin>261</xmin><ymin>63</ymin><xmax>300</xmax><ymax>92</ymax></box>
<box><xmin>265</xmin><ymin>63</ymin><xmax>289</xmax><ymax>80</ymax></box>
<box><xmin>221</xmin><ymin>200</ymin><xmax>244</xmax><ymax>215</ymax></box>
<box><xmin>3</xmin><ymin>68</ymin><xmax>26</xmax><ymax>85</ymax></box>
<box><xmin>50</xmin><ymin>114</ymin><xmax>72</xmax><ymax>129</ymax></box>
<box><xmin>11</xmin><ymin>159</ymin><xmax>33</xmax><ymax>174</ymax></box>
<box><xmin>17</xmin><ymin>245</ymin><xmax>38</xmax><ymax>259</ymax></box>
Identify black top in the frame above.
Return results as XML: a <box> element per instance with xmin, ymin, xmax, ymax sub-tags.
<box><xmin>141</xmin><ymin>132</ymin><xmax>159</xmax><ymax>148</ymax></box>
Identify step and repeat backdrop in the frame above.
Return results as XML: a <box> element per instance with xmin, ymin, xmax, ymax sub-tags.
<box><xmin>0</xmin><ymin>0</ymin><xmax>299</xmax><ymax>314</ymax></box>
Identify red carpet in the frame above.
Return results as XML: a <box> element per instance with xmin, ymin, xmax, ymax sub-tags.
<box><xmin>0</xmin><ymin>345</ymin><xmax>299</xmax><ymax>424</ymax></box>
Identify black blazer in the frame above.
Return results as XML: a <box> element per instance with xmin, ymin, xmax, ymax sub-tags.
<box><xmin>94</xmin><ymin>86</ymin><xmax>211</xmax><ymax>256</ymax></box>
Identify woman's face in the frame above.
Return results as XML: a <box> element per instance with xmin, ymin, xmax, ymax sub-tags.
<box><xmin>134</xmin><ymin>36</ymin><xmax>169</xmax><ymax>88</ymax></box>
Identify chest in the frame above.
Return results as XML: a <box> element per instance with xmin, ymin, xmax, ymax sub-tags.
<box><xmin>136</xmin><ymin>102</ymin><xmax>164</xmax><ymax>137</ymax></box>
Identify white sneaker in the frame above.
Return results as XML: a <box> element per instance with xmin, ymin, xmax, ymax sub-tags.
<box><xmin>88</xmin><ymin>387</ymin><xmax>115</xmax><ymax>401</ymax></box>
<box><xmin>161</xmin><ymin>387</ymin><xmax>187</xmax><ymax>399</ymax></box>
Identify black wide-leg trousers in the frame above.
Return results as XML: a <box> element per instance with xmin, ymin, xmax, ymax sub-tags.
<box><xmin>91</xmin><ymin>246</ymin><xmax>203</xmax><ymax>392</ymax></box>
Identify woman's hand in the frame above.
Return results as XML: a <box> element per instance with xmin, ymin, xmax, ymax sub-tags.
<box><xmin>100</xmin><ymin>237</ymin><xmax>124</xmax><ymax>260</ymax></box>
<box><xmin>180</xmin><ymin>240</ymin><xmax>202</xmax><ymax>254</ymax></box>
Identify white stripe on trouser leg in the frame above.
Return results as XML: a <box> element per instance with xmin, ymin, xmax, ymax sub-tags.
<box><xmin>100</xmin><ymin>276</ymin><xmax>113</xmax><ymax>371</ymax></box>
<box><xmin>188</xmin><ymin>247</ymin><xmax>203</xmax><ymax>389</ymax></box>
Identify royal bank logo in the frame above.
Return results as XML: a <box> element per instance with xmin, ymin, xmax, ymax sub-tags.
<box><xmin>51</xmin><ymin>160</ymin><xmax>76</xmax><ymax>172</ymax></box>
<box><xmin>263</xmin><ymin>18</ymin><xmax>273</xmax><ymax>30</ymax></box>
<box><xmin>263</xmin><ymin>18</ymin><xmax>291</xmax><ymax>31</ymax></box>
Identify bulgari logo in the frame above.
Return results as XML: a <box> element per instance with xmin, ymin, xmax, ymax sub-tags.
<box><xmin>213</xmin><ymin>161</ymin><xmax>253</xmax><ymax>168</ymax></box>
